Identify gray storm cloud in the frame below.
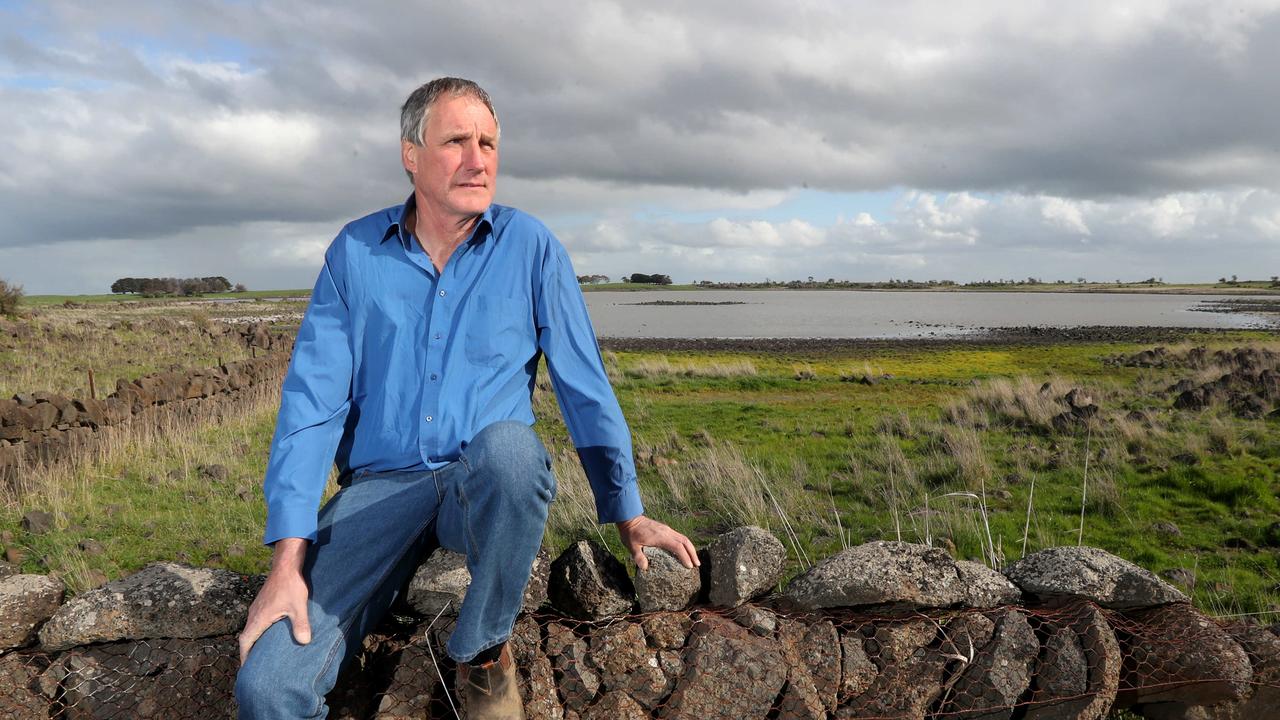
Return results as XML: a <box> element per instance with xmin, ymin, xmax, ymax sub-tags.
<box><xmin>1</xmin><ymin>0</ymin><xmax>1278</xmax><ymax>291</ymax></box>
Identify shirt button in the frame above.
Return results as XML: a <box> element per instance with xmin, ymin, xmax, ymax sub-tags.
<box><xmin>439</xmin><ymin>290</ymin><xmax>446</xmax><ymax>297</ymax></box>
<box><xmin>434</xmin><ymin>333</ymin><xmax>441</xmax><ymax>340</ymax></box>
<box><xmin>425</xmin><ymin>416</ymin><xmax>433</xmax><ymax>422</ymax></box>
<box><xmin>430</xmin><ymin>373</ymin><xmax>438</xmax><ymax>381</ymax></box>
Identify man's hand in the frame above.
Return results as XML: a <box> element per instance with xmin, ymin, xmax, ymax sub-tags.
<box><xmin>238</xmin><ymin>538</ymin><xmax>311</xmax><ymax>664</ymax></box>
<box><xmin>616</xmin><ymin>515</ymin><xmax>700</xmax><ymax>572</ymax></box>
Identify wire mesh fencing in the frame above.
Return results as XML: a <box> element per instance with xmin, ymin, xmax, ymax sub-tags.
<box><xmin>1</xmin><ymin>600</ymin><xmax>1276</xmax><ymax>719</ymax></box>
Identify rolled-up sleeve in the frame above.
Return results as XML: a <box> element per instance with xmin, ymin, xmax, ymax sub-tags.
<box><xmin>262</xmin><ymin>245</ymin><xmax>354</xmax><ymax>545</ymax></box>
<box><xmin>535</xmin><ymin>241</ymin><xmax>644</xmax><ymax>524</ymax></box>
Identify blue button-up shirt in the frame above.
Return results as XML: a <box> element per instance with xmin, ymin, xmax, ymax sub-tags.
<box><xmin>262</xmin><ymin>197</ymin><xmax>643</xmax><ymax>545</ymax></box>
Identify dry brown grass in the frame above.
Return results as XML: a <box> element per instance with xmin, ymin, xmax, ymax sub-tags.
<box><xmin>622</xmin><ymin>355</ymin><xmax>758</xmax><ymax>379</ymax></box>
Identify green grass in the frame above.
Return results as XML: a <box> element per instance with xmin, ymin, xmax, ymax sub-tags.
<box><xmin>3</xmin><ymin>328</ymin><xmax>1278</xmax><ymax>618</ymax></box>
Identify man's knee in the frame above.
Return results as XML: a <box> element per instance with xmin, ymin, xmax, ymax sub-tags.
<box><xmin>464</xmin><ymin>421</ymin><xmax>555</xmax><ymax>500</ymax></box>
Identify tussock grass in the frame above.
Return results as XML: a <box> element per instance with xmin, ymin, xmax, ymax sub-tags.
<box><xmin>621</xmin><ymin>354</ymin><xmax>758</xmax><ymax>379</ymax></box>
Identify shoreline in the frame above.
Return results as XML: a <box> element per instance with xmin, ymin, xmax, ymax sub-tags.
<box><xmin>598</xmin><ymin>325</ymin><xmax>1280</xmax><ymax>353</ymax></box>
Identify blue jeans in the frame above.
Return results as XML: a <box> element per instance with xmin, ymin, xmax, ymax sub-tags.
<box><xmin>234</xmin><ymin>420</ymin><xmax>556</xmax><ymax>720</ymax></box>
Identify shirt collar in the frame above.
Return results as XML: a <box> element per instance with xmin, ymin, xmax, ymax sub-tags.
<box><xmin>381</xmin><ymin>193</ymin><xmax>495</xmax><ymax>250</ymax></box>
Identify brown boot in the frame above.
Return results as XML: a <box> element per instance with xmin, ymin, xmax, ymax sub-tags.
<box><xmin>457</xmin><ymin>644</ymin><xmax>525</xmax><ymax>720</ymax></box>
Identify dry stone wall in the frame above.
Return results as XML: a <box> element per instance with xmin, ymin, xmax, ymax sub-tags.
<box><xmin>0</xmin><ymin>350</ymin><xmax>290</xmax><ymax>482</ymax></box>
<box><xmin>0</xmin><ymin>533</ymin><xmax>1276</xmax><ymax>719</ymax></box>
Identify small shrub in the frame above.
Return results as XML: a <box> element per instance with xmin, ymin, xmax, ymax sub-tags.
<box><xmin>0</xmin><ymin>278</ymin><xmax>23</xmax><ymax>317</ymax></box>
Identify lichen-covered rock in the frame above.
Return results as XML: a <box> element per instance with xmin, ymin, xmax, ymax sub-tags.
<box><xmin>642</xmin><ymin>611</ymin><xmax>692</xmax><ymax>650</ymax></box>
<box><xmin>1138</xmin><ymin>623</ymin><xmax>1280</xmax><ymax>719</ymax></box>
<box><xmin>0</xmin><ymin>573</ymin><xmax>63</xmax><ymax>649</ymax></box>
<box><xmin>1116</xmin><ymin>603</ymin><xmax>1252</xmax><ymax>707</ymax></box>
<box><xmin>837</xmin><ymin>620</ymin><xmax>949</xmax><ymax>720</ymax></box>
<box><xmin>407</xmin><ymin>548</ymin><xmax>551</xmax><ymax>618</ymax></box>
<box><xmin>945</xmin><ymin>609</ymin><xmax>1039</xmax><ymax>719</ymax></box>
<box><xmin>704</xmin><ymin>526</ymin><xmax>787</xmax><ymax>607</ymax></box>
<box><xmin>729</xmin><ymin>604</ymin><xmax>778</xmax><ymax>637</ymax></box>
<box><xmin>0</xmin><ymin>653</ymin><xmax>48</xmax><ymax>718</ymax></box>
<box><xmin>778</xmin><ymin>619</ymin><xmax>840</xmax><ymax>714</ymax></box>
<box><xmin>787</xmin><ymin>541</ymin><xmax>996</xmax><ymax>610</ymax></box>
<box><xmin>374</xmin><ymin>638</ymin><xmax>443</xmax><ymax>719</ymax></box>
<box><xmin>548</xmin><ymin>540</ymin><xmax>635</xmax><ymax>619</ymax></box>
<box><xmin>547</xmin><ymin>623</ymin><xmax>599</xmax><ymax>713</ymax></box>
<box><xmin>1025</xmin><ymin>602</ymin><xmax>1120</xmax><ymax>720</ymax></box>
<box><xmin>1003</xmin><ymin>546</ymin><xmax>1187</xmax><ymax>608</ymax></box>
<box><xmin>38</xmin><ymin>563</ymin><xmax>262</xmax><ymax>650</ymax></box>
<box><xmin>45</xmin><ymin>636</ymin><xmax>238</xmax><ymax>719</ymax></box>
<box><xmin>841</xmin><ymin>632</ymin><xmax>878</xmax><ymax>699</ymax></box>
<box><xmin>584</xmin><ymin>690</ymin><xmax>648</xmax><ymax>720</ymax></box>
<box><xmin>406</xmin><ymin>548</ymin><xmax>470</xmax><ymax>618</ymax></box>
<box><xmin>957</xmin><ymin>559</ymin><xmax>1023</xmax><ymax>607</ymax></box>
<box><xmin>661</xmin><ymin>615</ymin><xmax>787</xmax><ymax>720</ymax></box>
<box><xmin>635</xmin><ymin>546</ymin><xmax>700</xmax><ymax>612</ymax></box>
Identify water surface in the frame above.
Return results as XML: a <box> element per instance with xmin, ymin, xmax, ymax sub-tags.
<box><xmin>583</xmin><ymin>290</ymin><xmax>1274</xmax><ymax>339</ymax></box>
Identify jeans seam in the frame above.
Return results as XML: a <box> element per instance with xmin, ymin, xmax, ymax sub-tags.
<box><xmin>308</xmin><ymin>631</ymin><xmax>346</xmax><ymax>718</ymax></box>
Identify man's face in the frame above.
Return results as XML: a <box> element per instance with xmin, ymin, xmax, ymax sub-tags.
<box><xmin>402</xmin><ymin>94</ymin><xmax>499</xmax><ymax>222</ymax></box>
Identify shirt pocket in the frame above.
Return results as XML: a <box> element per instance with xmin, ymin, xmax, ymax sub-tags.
<box><xmin>464</xmin><ymin>294</ymin><xmax>532</xmax><ymax>368</ymax></box>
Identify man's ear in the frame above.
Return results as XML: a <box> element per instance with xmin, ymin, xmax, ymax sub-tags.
<box><xmin>401</xmin><ymin>140</ymin><xmax>417</xmax><ymax>176</ymax></box>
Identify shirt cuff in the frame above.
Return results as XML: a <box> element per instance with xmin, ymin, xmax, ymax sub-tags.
<box><xmin>595</xmin><ymin>482</ymin><xmax>645</xmax><ymax>525</ymax></box>
<box><xmin>263</xmin><ymin>509</ymin><xmax>319</xmax><ymax>546</ymax></box>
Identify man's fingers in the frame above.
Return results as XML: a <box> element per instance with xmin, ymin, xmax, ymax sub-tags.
<box><xmin>632</xmin><ymin>546</ymin><xmax>649</xmax><ymax>572</ymax></box>
<box><xmin>685</xmin><ymin>538</ymin><xmax>701</xmax><ymax>567</ymax></box>
<box><xmin>238</xmin><ymin>621</ymin><xmax>266</xmax><ymax>665</ymax></box>
<box><xmin>290</xmin><ymin>606</ymin><xmax>312</xmax><ymax>645</ymax></box>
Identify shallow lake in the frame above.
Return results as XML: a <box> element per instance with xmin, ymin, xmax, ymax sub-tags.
<box><xmin>582</xmin><ymin>290</ymin><xmax>1276</xmax><ymax>339</ymax></box>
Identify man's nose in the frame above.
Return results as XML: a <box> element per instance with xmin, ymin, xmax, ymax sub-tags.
<box><xmin>461</xmin><ymin>141</ymin><xmax>487</xmax><ymax>170</ymax></box>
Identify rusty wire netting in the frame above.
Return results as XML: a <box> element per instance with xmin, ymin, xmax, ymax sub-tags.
<box><xmin>1</xmin><ymin>601</ymin><xmax>1276</xmax><ymax>719</ymax></box>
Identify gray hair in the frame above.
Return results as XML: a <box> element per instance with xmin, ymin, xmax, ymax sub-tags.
<box><xmin>400</xmin><ymin>78</ymin><xmax>500</xmax><ymax>180</ymax></box>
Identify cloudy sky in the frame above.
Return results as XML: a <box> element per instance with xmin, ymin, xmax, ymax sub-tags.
<box><xmin>2</xmin><ymin>0</ymin><xmax>1278</xmax><ymax>294</ymax></box>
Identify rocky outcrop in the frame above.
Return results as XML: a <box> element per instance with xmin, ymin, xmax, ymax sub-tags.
<box><xmin>1003</xmin><ymin>546</ymin><xmax>1188</xmax><ymax>608</ymax></box>
<box><xmin>38</xmin><ymin>562</ymin><xmax>262</xmax><ymax>651</ymax></box>
<box><xmin>785</xmin><ymin>541</ymin><xmax>1019</xmax><ymax>610</ymax></box>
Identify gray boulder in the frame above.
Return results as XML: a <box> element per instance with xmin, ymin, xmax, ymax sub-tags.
<box><xmin>956</xmin><ymin>559</ymin><xmax>1023</xmax><ymax>606</ymax></box>
<box><xmin>38</xmin><ymin>562</ymin><xmax>263</xmax><ymax>651</ymax></box>
<box><xmin>548</xmin><ymin>540</ymin><xmax>635</xmax><ymax>619</ymax></box>
<box><xmin>1025</xmin><ymin>602</ymin><xmax>1120</xmax><ymax>720</ymax></box>
<box><xmin>0</xmin><ymin>653</ymin><xmax>47</xmax><ymax>718</ymax></box>
<box><xmin>1117</xmin><ymin>603</ymin><xmax>1252</xmax><ymax>708</ymax></box>
<box><xmin>634</xmin><ymin>547</ymin><xmax>700</xmax><ymax>612</ymax></box>
<box><xmin>406</xmin><ymin>547</ymin><xmax>551</xmax><ymax>618</ymax></box>
<box><xmin>704</xmin><ymin>526</ymin><xmax>786</xmax><ymax>607</ymax></box>
<box><xmin>661</xmin><ymin>615</ymin><xmax>787</xmax><ymax>720</ymax></box>
<box><xmin>0</xmin><ymin>573</ymin><xmax>63</xmax><ymax>649</ymax></box>
<box><xmin>1003</xmin><ymin>546</ymin><xmax>1188</xmax><ymax>608</ymax></box>
<box><xmin>786</xmin><ymin>541</ymin><xmax>1012</xmax><ymax>610</ymax></box>
<box><xmin>945</xmin><ymin>609</ymin><xmax>1039</xmax><ymax>719</ymax></box>
<box><xmin>406</xmin><ymin>548</ymin><xmax>470</xmax><ymax>618</ymax></box>
<box><xmin>42</xmin><ymin>636</ymin><xmax>238</xmax><ymax>719</ymax></box>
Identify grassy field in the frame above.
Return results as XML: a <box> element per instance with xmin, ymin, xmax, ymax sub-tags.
<box><xmin>1</xmin><ymin>300</ymin><xmax>1277</xmax><ymax>619</ymax></box>
<box><xmin>22</xmin><ymin>289</ymin><xmax>312</xmax><ymax>306</ymax></box>
<box><xmin>0</xmin><ymin>300</ymin><xmax>307</xmax><ymax>398</ymax></box>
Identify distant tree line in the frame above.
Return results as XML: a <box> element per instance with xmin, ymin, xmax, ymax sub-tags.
<box><xmin>110</xmin><ymin>276</ymin><xmax>246</xmax><ymax>296</ymax></box>
<box><xmin>576</xmin><ymin>274</ymin><xmax>610</xmax><ymax>285</ymax></box>
<box><xmin>625</xmin><ymin>273</ymin><xmax>673</xmax><ymax>285</ymax></box>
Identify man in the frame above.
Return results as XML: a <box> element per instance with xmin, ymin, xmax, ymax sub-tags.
<box><xmin>234</xmin><ymin>77</ymin><xmax>698</xmax><ymax>719</ymax></box>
